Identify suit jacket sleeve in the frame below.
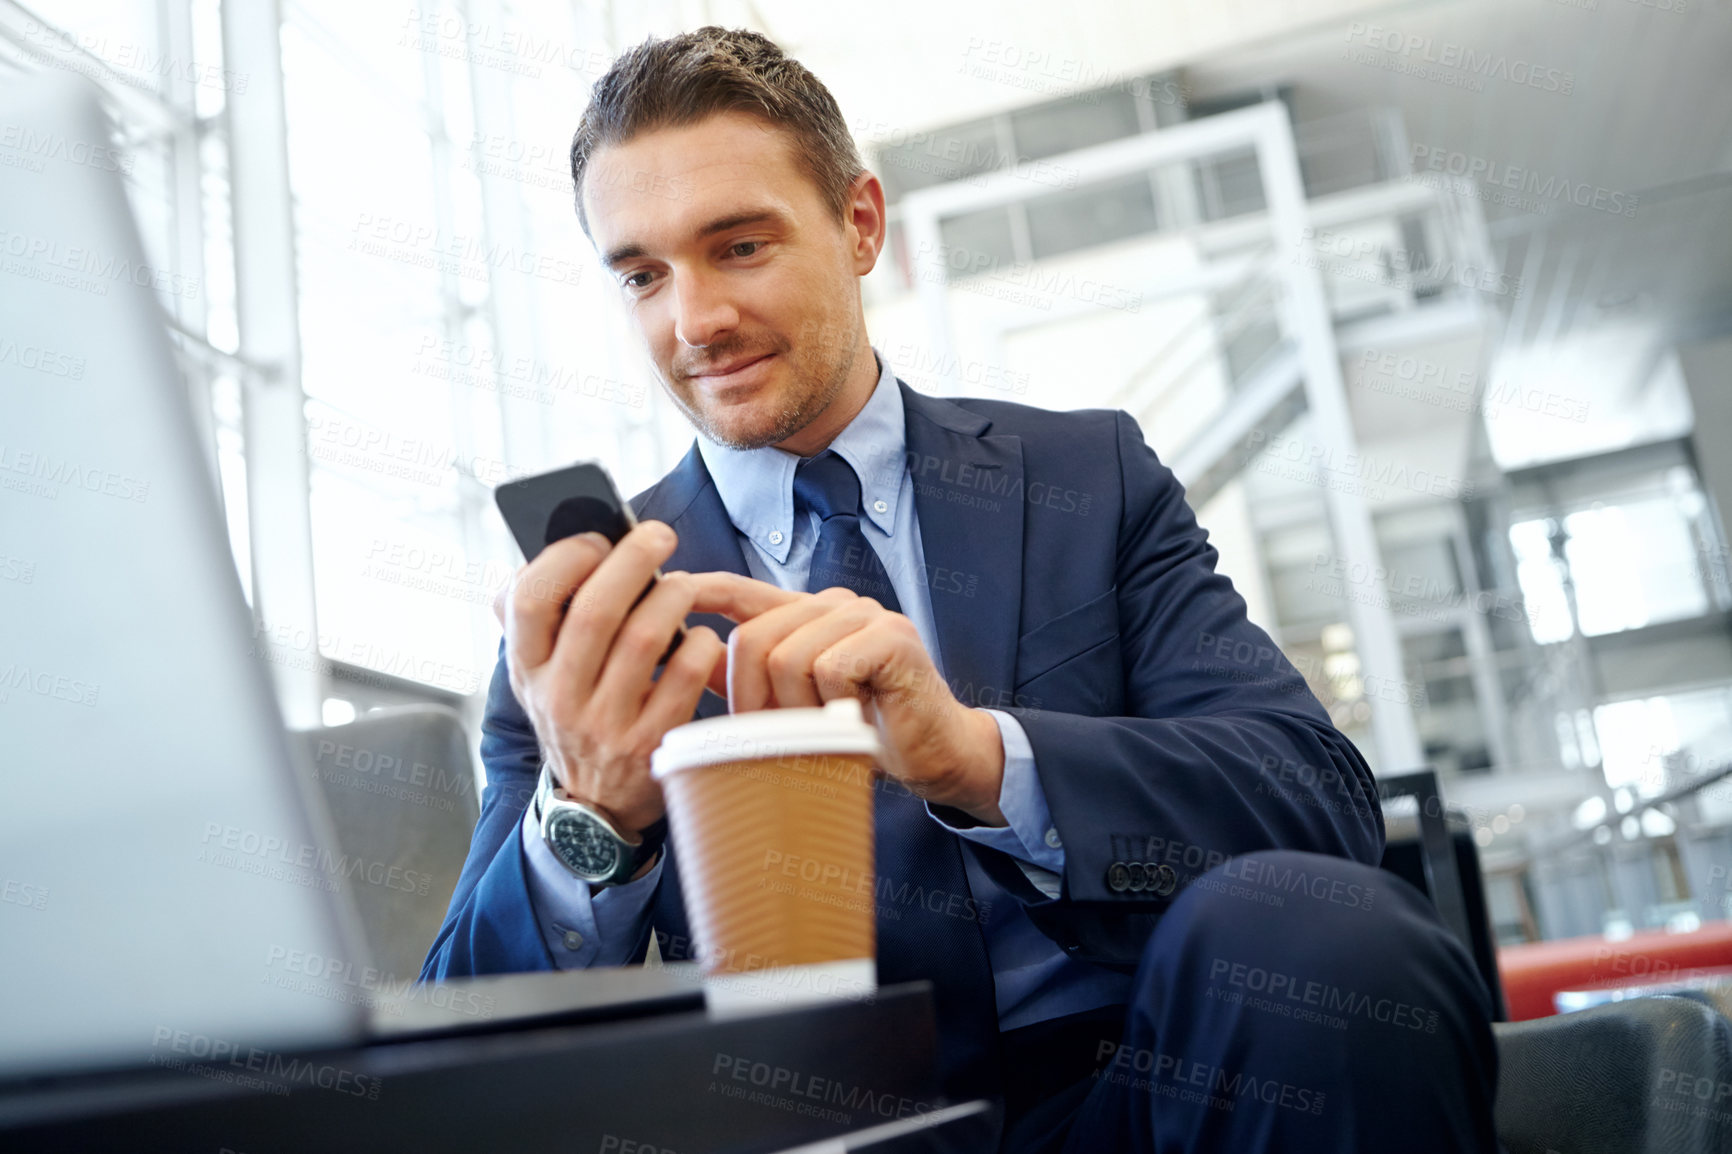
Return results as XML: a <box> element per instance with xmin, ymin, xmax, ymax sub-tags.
<box><xmin>998</xmin><ymin>410</ymin><xmax>1385</xmax><ymax>970</ymax></box>
<box><xmin>420</xmin><ymin>640</ymin><xmax>656</xmax><ymax>979</ymax></box>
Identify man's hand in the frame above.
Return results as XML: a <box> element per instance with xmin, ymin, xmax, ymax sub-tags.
<box><xmin>493</xmin><ymin>522</ymin><xmax>727</xmax><ymax>839</ymax></box>
<box><xmin>691</xmin><ymin>572</ymin><xmax>1008</xmax><ymax>827</ymax></box>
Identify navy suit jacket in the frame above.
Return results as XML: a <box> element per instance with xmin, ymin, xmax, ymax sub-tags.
<box><xmin>423</xmin><ymin>383</ymin><xmax>1384</xmax><ymax>988</ymax></box>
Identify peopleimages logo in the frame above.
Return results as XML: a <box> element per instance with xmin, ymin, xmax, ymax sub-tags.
<box><xmin>347</xmin><ymin>213</ymin><xmax>583</xmax><ymax>287</ymax></box>
<box><xmin>0</xmin><ymin>228</ymin><xmax>201</xmax><ymax>299</ymax></box>
<box><xmin>0</xmin><ymin>662</ymin><xmax>100</xmax><ymax>708</ymax></box>
<box><xmin>1208</xmin><ymin>959</ymin><xmax>1440</xmax><ymax>1033</ymax></box>
<box><xmin>264</xmin><ymin>945</ymin><xmax>496</xmax><ymax>1018</ymax></box>
<box><xmin>711</xmin><ymin>1053</ymin><xmax>940</xmax><ymax>1123</ymax></box>
<box><xmin>1248</xmin><ymin>429</ymin><xmax>1478</xmax><ymax>501</ymax></box>
<box><xmin>0</xmin><ymin>124</ymin><xmax>134</xmax><ymax>176</ymax></box>
<box><xmin>149</xmin><ymin>1027</ymin><xmax>380</xmax><ymax>1099</ymax></box>
<box><xmin>0</xmin><ymin>443</ymin><xmax>151</xmax><ymax>503</ymax></box>
<box><xmin>0</xmin><ymin>337</ymin><xmax>86</xmax><ymax>380</ymax></box>
<box><xmin>199</xmin><ymin>822</ymin><xmax>433</xmax><ymax>896</ymax></box>
<box><xmin>1297</xmin><ymin>226</ymin><xmax>1522</xmax><ymax>299</ymax></box>
<box><xmin>1410</xmin><ymin>145</ymin><xmax>1639</xmax><ymax>218</ymax></box>
<box><xmin>1092</xmin><ymin>1042</ymin><xmax>1328</xmax><ymax>1116</ymax></box>
<box><xmin>1342</xmin><ymin>23</ymin><xmax>1575</xmax><ymax>94</ymax></box>
<box><xmin>1221</xmin><ymin>855</ymin><xmax>1376</xmax><ymax>910</ymax></box>
<box><xmin>910</xmin><ymin>239</ymin><xmax>1142</xmax><ymax>313</ymax></box>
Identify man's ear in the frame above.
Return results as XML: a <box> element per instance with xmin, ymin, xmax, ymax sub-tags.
<box><xmin>844</xmin><ymin>169</ymin><xmax>888</xmax><ymax>276</ymax></box>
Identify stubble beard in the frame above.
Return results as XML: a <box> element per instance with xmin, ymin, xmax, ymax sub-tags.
<box><xmin>671</xmin><ymin>326</ymin><xmax>860</xmax><ymax>452</ymax></box>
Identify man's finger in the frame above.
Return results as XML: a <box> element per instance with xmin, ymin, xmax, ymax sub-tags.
<box><xmin>705</xmin><ymin>648</ymin><xmax>729</xmax><ymax>700</ymax></box>
<box><xmin>504</xmin><ymin>533</ymin><xmax>612</xmax><ymax>671</ymax></box>
<box><xmin>551</xmin><ymin>521</ymin><xmax>678</xmax><ymax>692</ymax></box>
<box><xmin>587</xmin><ymin>570</ymin><xmax>699</xmax><ymax>730</ymax></box>
<box><xmin>639</xmin><ymin>625</ymin><xmax>727</xmax><ymax>738</ymax></box>
<box><xmin>760</xmin><ymin>602</ymin><xmax>884</xmax><ymax>711</ymax></box>
<box><xmin>689</xmin><ymin>571</ymin><xmax>806</xmax><ymax>622</ymax></box>
<box><xmin>726</xmin><ymin>588</ymin><xmax>859</xmax><ymax>712</ymax></box>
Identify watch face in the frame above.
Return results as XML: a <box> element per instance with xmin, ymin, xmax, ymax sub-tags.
<box><xmin>547</xmin><ymin>809</ymin><xmax>623</xmax><ymax>880</ymax></box>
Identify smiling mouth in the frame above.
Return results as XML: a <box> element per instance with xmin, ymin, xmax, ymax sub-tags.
<box><xmin>688</xmin><ymin>352</ymin><xmax>775</xmax><ymax>388</ymax></box>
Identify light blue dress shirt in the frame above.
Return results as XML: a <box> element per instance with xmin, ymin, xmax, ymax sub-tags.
<box><xmin>520</xmin><ymin>351</ymin><xmax>1132</xmax><ymax>1030</ymax></box>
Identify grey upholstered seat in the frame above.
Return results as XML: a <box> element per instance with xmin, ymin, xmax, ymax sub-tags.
<box><xmin>292</xmin><ymin>705</ymin><xmax>481</xmax><ymax>980</ymax></box>
<box><xmin>1493</xmin><ymin>994</ymin><xmax>1732</xmax><ymax>1154</ymax></box>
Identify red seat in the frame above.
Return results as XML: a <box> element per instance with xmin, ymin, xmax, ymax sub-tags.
<box><xmin>1497</xmin><ymin>922</ymin><xmax>1732</xmax><ymax>1020</ymax></box>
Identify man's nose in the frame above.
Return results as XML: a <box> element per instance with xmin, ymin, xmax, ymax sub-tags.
<box><xmin>671</xmin><ymin>270</ymin><xmax>739</xmax><ymax>349</ymax></box>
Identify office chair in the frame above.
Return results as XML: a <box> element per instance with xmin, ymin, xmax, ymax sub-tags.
<box><xmin>1379</xmin><ymin>772</ymin><xmax>1732</xmax><ymax>1154</ymax></box>
<box><xmin>1494</xmin><ymin>994</ymin><xmax>1732</xmax><ymax>1154</ymax></box>
<box><xmin>292</xmin><ymin>705</ymin><xmax>482</xmax><ymax>979</ymax></box>
<box><xmin>1378</xmin><ymin>771</ymin><xmax>1508</xmax><ymax>1019</ymax></box>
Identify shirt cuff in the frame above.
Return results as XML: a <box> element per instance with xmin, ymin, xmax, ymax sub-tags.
<box><xmin>519</xmin><ymin>804</ymin><xmax>662</xmax><ymax>968</ymax></box>
<box><xmin>925</xmin><ymin>709</ymin><xmax>1065</xmax><ymax>876</ymax></box>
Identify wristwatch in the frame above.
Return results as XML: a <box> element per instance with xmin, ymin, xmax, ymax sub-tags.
<box><xmin>533</xmin><ymin>766</ymin><xmax>665</xmax><ymax>887</ymax></box>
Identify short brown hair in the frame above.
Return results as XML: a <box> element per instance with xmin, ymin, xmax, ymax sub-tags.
<box><xmin>568</xmin><ymin>27</ymin><xmax>864</xmax><ymax>235</ymax></box>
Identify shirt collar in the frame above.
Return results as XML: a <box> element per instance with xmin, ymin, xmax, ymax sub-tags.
<box><xmin>696</xmin><ymin>350</ymin><xmax>906</xmax><ymax>564</ymax></box>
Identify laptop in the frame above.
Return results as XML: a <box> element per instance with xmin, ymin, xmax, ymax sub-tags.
<box><xmin>0</xmin><ymin>69</ymin><xmax>697</xmax><ymax>1082</ymax></box>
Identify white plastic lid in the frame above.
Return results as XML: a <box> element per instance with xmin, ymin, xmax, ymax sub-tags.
<box><xmin>651</xmin><ymin>698</ymin><xmax>882</xmax><ymax>779</ymax></box>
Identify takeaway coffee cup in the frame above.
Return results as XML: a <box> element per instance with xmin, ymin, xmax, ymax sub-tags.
<box><xmin>651</xmin><ymin>698</ymin><xmax>881</xmax><ymax>1007</ymax></box>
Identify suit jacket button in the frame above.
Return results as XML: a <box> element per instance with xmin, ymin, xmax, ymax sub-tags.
<box><xmin>1107</xmin><ymin>862</ymin><xmax>1131</xmax><ymax>892</ymax></box>
<box><xmin>1151</xmin><ymin>864</ymin><xmax>1177</xmax><ymax>897</ymax></box>
<box><xmin>1125</xmin><ymin>862</ymin><xmax>1148</xmax><ymax>893</ymax></box>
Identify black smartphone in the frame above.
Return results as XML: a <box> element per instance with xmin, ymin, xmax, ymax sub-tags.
<box><xmin>494</xmin><ymin>461</ymin><xmax>684</xmax><ymax>663</ymax></box>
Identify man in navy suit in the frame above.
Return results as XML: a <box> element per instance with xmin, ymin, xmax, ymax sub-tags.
<box><xmin>425</xmin><ymin>26</ymin><xmax>1499</xmax><ymax>1153</ymax></box>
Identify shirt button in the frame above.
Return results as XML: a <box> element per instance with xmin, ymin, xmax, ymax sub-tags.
<box><xmin>872</xmin><ymin>499</ymin><xmax>888</xmax><ymax>514</ymax></box>
<box><xmin>562</xmin><ymin>929</ymin><xmax>584</xmax><ymax>951</ymax></box>
<box><xmin>1044</xmin><ymin>827</ymin><xmax>1063</xmax><ymax>850</ymax></box>
<box><xmin>767</xmin><ymin>530</ymin><xmax>784</xmax><ymax>546</ymax></box>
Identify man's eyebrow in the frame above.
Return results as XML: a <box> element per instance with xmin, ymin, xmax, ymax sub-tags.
<box><xmin>602</xmin><ymin>242</ymin><xmax>648</xmax><ymax>270</ymax></box>
<box><xmin>601</xmin><ymin>209</ymin><xmax>786</xmax><ymax>270</ymax></box>
<box><xmin>695</xmin><ymin>209</ymin><xmax>784</xmax><ymax>238</ymax></box>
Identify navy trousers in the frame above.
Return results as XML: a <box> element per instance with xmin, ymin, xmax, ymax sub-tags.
<box><xmin>998</xmin><ymin>851</ymin><xmax>1501</xmax><ymax>1154</ymax></box>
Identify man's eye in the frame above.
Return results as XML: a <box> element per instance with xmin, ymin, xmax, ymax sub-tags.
<box><xmin>623</xmin><ymin>270</ymin><xmax>654</xmax><ymax>290</ymax></box>
<box><xmin>730</xmin><ymin>241</ymin><xmax>761</xmax><ymax>258</ymax></box>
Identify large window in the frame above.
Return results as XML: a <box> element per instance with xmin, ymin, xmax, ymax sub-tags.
<box><xmin>1508</xmin><ymin>457</ymin><xmax>1723</xmax><ymax>645</ymax></box>
<box><xmin>278</xmin><ymin>0</ymin><xmax>679</xmax><ymax>699</ymax></box>
<box><xmin>5</xmin><ymin>0</ymin><xmax>681</xmax><ymax>706</ymax></box>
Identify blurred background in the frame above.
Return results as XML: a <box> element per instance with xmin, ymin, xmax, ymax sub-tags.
<box><xmin>8</xmin><ymin>0</ymin><xmax>1732</xmax><ymax>952</ymax></box>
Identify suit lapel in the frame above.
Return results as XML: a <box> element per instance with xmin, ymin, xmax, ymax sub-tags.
<box><xmin>899</xmin><ymin>384</ymin><xmax>1024</xmax><ymax>708</ymax></box>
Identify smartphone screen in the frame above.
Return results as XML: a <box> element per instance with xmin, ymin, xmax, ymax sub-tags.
<box><xmin>495</xmin><ymin>461</ymin><xmax>638</xmax><ymax>562</ymax></box>
<box><xmin>494</xmin><ymin>461</ymin><xmax>683</xmax><ymax>662</ymax></box>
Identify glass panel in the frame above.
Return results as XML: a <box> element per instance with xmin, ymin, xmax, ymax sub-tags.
<box><xmin>937</xmin><ymin>207</ymin><xmax>1018</xmax><ymax>280</ymax></box>
<box><xmin>1026</xmin><ymin>172</ymin><xmax>1158</xmax><ymax>261</ymax></box>
<box><xmin>199</xmin><ymin>134</ymin><xmax>239</xmax><ymax>353</ymax></box>
<box><xmin>308</xmin><ymin>469</ymin><xmax>485</xmax><ymax>696</ymax></box>
<box><xmin>282</xmin><ymin>16</ymin><xmax>474</xmax><ymax>691</ymax></box>
<box><xmin>1594</xmin><ymin>696</ymin><xmax>1676</xmax><ymax>796</ymax></box>
<box><xmin>1509</xmin><ymin>519</ymin><xmax>1574</xmax><ymax>644</ymax></box>
<box><xmin>18</xmin><ymin>0</ymin><xmax>168</xmax><ymax>96</ymax></box>
<box><xmin>285</xmin><ymin>0</ymin><xmax>427</xmax><ymax>105</ymax></box>
<box><xmin>1193</xmin><ymin>147</ymin><xmax>1266</xmax><ymax>222</ymax></box>
<box><xmin>875</xmin><ymin>118</ymin><xmax>1002</xmax><ymax>199</ymax></box>
<box><xmin>1563</xmin><ymin>499</ymin><xmax>1710</xmax><ymax>636</ymax></box>
<box><xmin>1010</xmin><ymin>90</ymin><xmax>1141</xmax><ymax>161</ymax></box>
<box><xmin>189</xmin><ymin>0</ymin><xmax>228</xmax><ymax>120</ymax></box>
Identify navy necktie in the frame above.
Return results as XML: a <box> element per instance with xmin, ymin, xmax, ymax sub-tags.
<box><xmin>793</xmin><ymin>451</ymin><xmax>1001</xmax><ymax>1099</ymax></box>
<box><xmin>795</xmin><ymin>451</ymin><xmax>901</xmax><ymax>606</ymax></box>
